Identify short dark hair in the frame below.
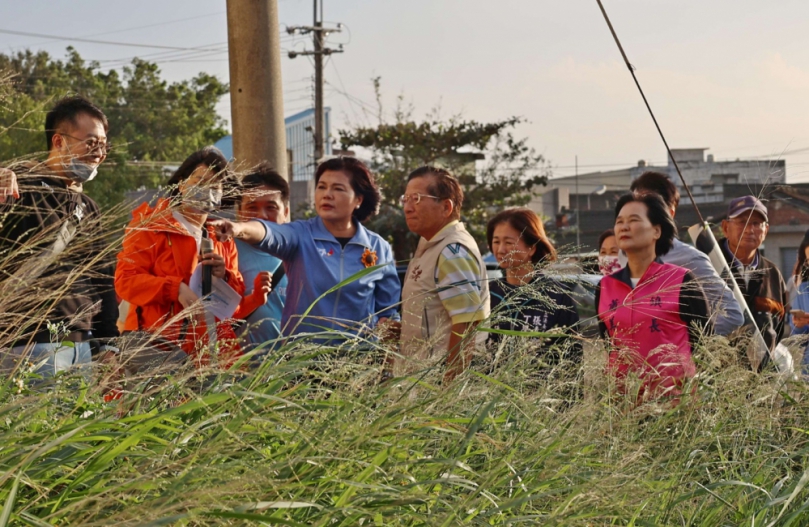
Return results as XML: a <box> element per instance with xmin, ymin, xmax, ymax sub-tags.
<box><xmin>486</xmin><ymin>207</ymin><xmax>557</xmax><ymax>264</ymax></box>
<box><xmin>45</xmin><ymin>95</ymin><xmax>109</xmax><ymax>151</ymax></box>
<box><xmin>406</xmin><ymin>166</ymin><xmax>464</xmax><ymax>220</ymax></box>
<box><xmin>167</xmin><ymin>147</ymin><xmax>230</xmax><ymax>198</ymax></box>
<box><xmin>314</xmin><ymin>157</ymin><xmax>380</xmax><ymax>222</ymax></box>
<box><xmin>241</xmin><ymin>162</ymin><xmax>289</xmax><ymax>204</ymax></box>
<box><xmin>614</xmin><ymin>192</ymin><xmax>677</xmax><ymax>257</ymax></box>
<box><xmin>598</xmin><ymin>229</ymin><xmax>615</xmax><ymax>251</ymax></box>
<box><xmin>630</xmin><ymin>171</ymin><xmax>680</xmax><ymax>210</ymax></box>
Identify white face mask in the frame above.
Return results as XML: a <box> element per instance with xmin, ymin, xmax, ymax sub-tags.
<box><xmin>182</xmin><ymin>185</ymin><xmax>223</xmax><ymax>213</ymax></box>
<box><xmin>58</xmin><ymin>138</ymin><xmax>100</xmax><ymax>183</ymax></box>
<box><xmin>61</xmin><ymin>158</ymin><xmax>98</xmax><ymax>183</ymax></box>
<box><xmin>599</xmin><ymin>255</ymin><xmax>621</xmax><ymax>276</ymax></box>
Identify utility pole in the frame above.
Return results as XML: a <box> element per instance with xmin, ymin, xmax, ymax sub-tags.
<box><xmin>287</xmin><ymin>0</ymin><xmax>343</xmax><ymax>168</ymax></box>
<box><xmin>226</xmin><ymin>0</ymin><xmax>288</xmax><ymax>179</ymax></box>
<box><xmin>313</xmin><ymin>0</ymin><xmax>324</xmax><ymax>163</ymax></box>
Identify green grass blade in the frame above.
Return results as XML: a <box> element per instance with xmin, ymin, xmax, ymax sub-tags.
<box><xmin>0</xmin><ymin>472</ymin><xmax>20</xmax><ymax>527</ymax></box>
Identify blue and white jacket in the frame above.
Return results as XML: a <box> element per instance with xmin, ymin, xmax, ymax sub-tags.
<box><xmin>254</xmin><ymin>216</ymin><xmax>400</xmax><ymax>338</ymax></box>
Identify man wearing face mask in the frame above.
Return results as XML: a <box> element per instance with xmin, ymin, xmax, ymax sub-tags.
<box><xmin>0</xmin><ymin>96</ymin><xmax>119</xmax><ymax>377</ymax></box>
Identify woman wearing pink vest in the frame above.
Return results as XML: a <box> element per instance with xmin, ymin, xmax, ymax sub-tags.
<box><xmin>595</xmin><ymin>193</ymin><xmax>711</xmax><ymax>401</ymax></box>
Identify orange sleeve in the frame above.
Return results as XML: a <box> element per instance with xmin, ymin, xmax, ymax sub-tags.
<box><xmin>218</xmin><ymin>237</ymin><xmax>268</xmax><ymax>319</ymax></box>
<box><xmin>235</xmin><ymin>293</ymin><xmax>266</xmax><ymax>320</ymax></box>
<box><xmin>115</xmin><ymin>226</ymin><xmax>183</xmax><ymax>306</ymax></box>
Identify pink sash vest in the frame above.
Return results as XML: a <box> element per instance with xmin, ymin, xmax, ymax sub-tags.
<box><xmin>598</xmin><ymin>261</ymin><xmax>697</xmax><ymax>398</ymax></box>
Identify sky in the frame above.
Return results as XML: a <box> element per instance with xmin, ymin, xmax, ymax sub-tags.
<box><xmin>2</xmin><ymin>1</ymin><xmax>809</xmax><ymax>181</ymax></box>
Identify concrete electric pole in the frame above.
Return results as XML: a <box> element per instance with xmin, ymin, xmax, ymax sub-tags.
<box><xmin>287</xmin><ymin>0</ymin><xmax>343</xmax><ymax>168</ymax></box>
<box><xmin>226</xmin><ymin>0</ymin><xmax>288</xmax><ymax>179</ymax></box>
<box><xmin>313</xmin><ymin>0</ymin><xmax>324</xmax><ymax>163</ymax></box>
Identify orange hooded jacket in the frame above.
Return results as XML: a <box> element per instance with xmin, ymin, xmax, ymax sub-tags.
<box><xmin>115</xmin><ymin>199</ymin><xmax>265</xmax><ymax>366</ymax></box>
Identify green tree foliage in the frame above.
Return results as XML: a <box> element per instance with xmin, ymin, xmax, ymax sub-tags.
<box><xmin>0</xmin><ymin>48</ymin><xmax>229</xmax><ymax>209</ymax></box>
<box><xmin>338</xmin><ymin>86</ymin><xmax>551</xmax><ymax>260</ymax></box>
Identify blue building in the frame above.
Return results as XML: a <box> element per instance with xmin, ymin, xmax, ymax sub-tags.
<box><xmin>214</xmin><ymin>107</ymin><xmax>332</xmax><ymax>213</ymax></box>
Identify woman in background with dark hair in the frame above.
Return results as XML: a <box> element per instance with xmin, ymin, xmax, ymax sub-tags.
<box><xmin>595</xmin><ymin>193</ymin><xmax>711</xmax><ymax>401</ymax></box>
<box><xmin>115</xmin><ymin>147</ymin><xmax>270</xmax><ymax>366</ymax></box>
<box><xmin>486</xmin><ymin>208</ymin><xmax>580</xmax><ymax>360</ymax></box>
<box><xmin>209</xmin><ymin>157</ymin><xmax>400</xmax><ymax>339</ymax></box>
<box><xmin>789</xmin><ymin>231</ymin><xmax>809</xmax><ymax>375</ymax></box>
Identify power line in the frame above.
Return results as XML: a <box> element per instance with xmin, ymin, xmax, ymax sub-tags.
<box><xmin>746</xmin><ymin>146</ymin><xmax>809</xmax><ymax>159</ymax></box>
<box><xmin>283</xmin><ymin>86</ymin><xmax>313</xmax><ymax>94</ymax></box>
<box><xmin>93</xmin><ymin>43</ymin><xmax>229</xmax><ymax>65</ymax></box>
<box><xmin>121</xmin><ymin>49</ymin><xmax>229</xmax><ymax>67</ymax></box>
<box><xmin>285</xmin><ymin>103</ymin><xmax>314</xmax><ymax>111</ymax></box>
<box><xmin>549</xmin><ymin>161</ymin><xmax>664</xmax><ymax>171</ymax></box>
<box><xmin>0</xmin><ymin>28</ymin><xmax>225</xmax><ymax>52</ymax></box>
<box><xmin>286</xmin><ymin>0</ymin><xmax>345</xmax><ymax>171</ymax></box>
<box><xmin>329</xmin><ymin>59</ymin><xmax>361</xmax><ymax>124</ymax></box>
<box><xmin>4</xmin><ymin>12</ymin><xmax>227</xmax><ymax>52</ymax></box>
<box><xmin>325</xmin><ymin>82</ymin><xmax>379</xmax><ymax>116</ymax></box>
<box><xmin>91</xmin><ymin>35</ymin><xmax>300</xmax><ymax>70</ymax></box>
<box><xmin>94</xmin><ymin>34</ymin><xmax>297</xmax><ymax>66</ymax></box>
<box><xmin>547</xmin><ymin>150</ymin><xmax>806</xmax><ymax>174</ymax></box>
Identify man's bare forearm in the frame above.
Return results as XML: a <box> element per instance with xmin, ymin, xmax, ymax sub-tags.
<box><xmin>445</xmin><ymin>321</ymin><xmax>475</xmax><ymax>383</ymax></box>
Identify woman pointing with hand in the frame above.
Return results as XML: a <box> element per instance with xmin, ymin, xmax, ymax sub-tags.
<box><xmin>210</xmin><ymin>157</ymin><xmax>400</xmax><ymax>341</ymax></box>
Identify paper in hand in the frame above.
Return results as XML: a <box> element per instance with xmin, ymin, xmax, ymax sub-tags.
<box><xmin>189</xmin><ymin>264</ymin><xmax>242</xmax><ymax>320</ymax></box>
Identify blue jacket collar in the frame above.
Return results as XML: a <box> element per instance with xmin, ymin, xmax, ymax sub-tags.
<box><xmin>311</xmin><ymin>216</ymin><xmax>373</xmax><ymax>247</ymax></box>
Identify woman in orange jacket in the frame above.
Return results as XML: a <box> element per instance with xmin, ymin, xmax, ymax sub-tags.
<box><xmin>115</xmin><ymin>147</ymin><xmax>271</xmax><ymax>367</ymax></box>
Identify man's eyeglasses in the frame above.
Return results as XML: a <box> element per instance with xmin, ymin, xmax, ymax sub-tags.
<box><xmin>59</xmin><ymin>133</ymin><xmax>111</xmax><ymax>155</ymax></box>
<box><xmin>399</xmin><ymin>193</ymin><xmax>441</xmax><ymax>205</ymax></box>
<box><xmin>729</xmin><ymin>218</ymin><xmax>768</xmax><ymax>230</ymax></box>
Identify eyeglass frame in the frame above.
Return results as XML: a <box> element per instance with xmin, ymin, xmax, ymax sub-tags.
<box><xmin>57</xmin><ymin>132</ymin><xmax>111</xmax><ymax>155</ymax></box>
<box><xmin>399</xmin><ymin>193</ymin><xmax>446</xmax><ymax>205</ymax></box>
<box><xmin>727</xmin><ymin>217</ymin><xmax>768</xmax><ymax>230</ymax></box>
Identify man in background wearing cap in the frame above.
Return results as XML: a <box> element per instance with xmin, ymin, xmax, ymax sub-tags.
<box><xmin>720</xmin><ymin>195</ymin><xmax>788</xmax><ymax>354</ymax></box>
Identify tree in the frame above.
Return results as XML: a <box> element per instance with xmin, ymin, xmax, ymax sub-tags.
<box><xmin>338</xmin><ymin>84</ymin><xmax>551</xmax><ymax>261</ymax></box>
<box><xmin>0</xmin><ymin>48</ymin><xmax>229</xmax><ymax>210</ymax></box>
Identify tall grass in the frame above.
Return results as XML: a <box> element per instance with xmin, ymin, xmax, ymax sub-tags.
<box><xmin>0</xmin><ymin>331</ymin><xmax>805</xmax><ymax>526</ymax></box>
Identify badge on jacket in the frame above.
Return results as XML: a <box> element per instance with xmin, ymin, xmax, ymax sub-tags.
<box><xmin>73</xmin><ymin>203</ymin><xmax>86</xmax><ymax>222</ymax></box>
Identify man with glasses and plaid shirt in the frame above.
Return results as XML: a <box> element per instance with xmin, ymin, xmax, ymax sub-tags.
<box><xmin>0</xmin><ymin>95</ymin><xmax>119</xmax><ymax>378</ymax></box>
<box><xmin>397</xmin><ymin>166</ymin><xmax>490</xmax><ymax>384</ymax></box>
<box><xmin>720</xmin><ymin>195</ymin><xmax>789</xmax><ymax>355</ymax></box>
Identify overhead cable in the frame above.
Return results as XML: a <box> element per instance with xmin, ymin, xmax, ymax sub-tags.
<box><xmin>0</xmin><ymin>28</ymin><xmax>225</xmax><ymax>52</ymax></box>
